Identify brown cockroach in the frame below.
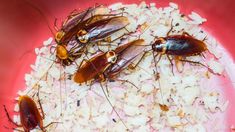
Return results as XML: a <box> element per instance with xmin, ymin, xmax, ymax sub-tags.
<box><xmin>73</xmin><ymin>39</ymin><xmax>146</xmax><ymax>84</ymax></box>
<box><xmin>55</xmin><ymin>5</ymin><xmax>112</xmax><ymax>43</ymax></box>
<box><xmin>148</xmin><ymin>22</ymin><xmax>209</xmax><ymax>111</ymax></box>
<box><xmin>151</xmin><ymin>31</ymin><xmax>208</xmax><ymax>74</ymax></box>
<box><xmin>55</xmin><ymin>15</ymin><xmax>129</xmax><ymax>66</ymax></box>
<box><xmin>3</xmin><ymin>89</ymin><xmax>59</xmax><ymax>132</ymax></box>
<box><xmin>73</xmin><ymin>50</ymin><xmax>117</xmax><ymax>83</ymax></box>
<box><xmin>134</xmin><ymin>20</ymin><xmax>209</xmax><ymax>75</ymax></box>
<box><xmin>73</xmin><ymin>39</ymin><xmax>149</xmax><ymax>130</ymax></box>
<box><xmin>152</xmin><ymin>33</ymin><xmax>207</xmax><ymax>56</ymax></box>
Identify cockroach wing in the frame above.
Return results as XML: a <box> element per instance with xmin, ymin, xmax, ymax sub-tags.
<box><xmin>60</xmin><ymin>13</ymin><xmax>112</xmax><ymax>45</ymax></box>
<box><xmin>165</xmin><ymin>35</ymin><xmax>207</xmax><ymax>56</ymax></box>
<box><xmin>62</xmin><ymin>6</ymin><xmax>109</xmax><ymax>32</ymax></box>
<box><xmin>73</xmin><ymin>52</ymin><xmax>111</xmax><ymax>83</ymax></box>
<box><xmin>107</xmin><ymin>39</ymin><xmax>146</xmax><ymax>77</ymax></box>
<box><xmin>87</xmin><ymin>16</ymin><xmax>129</xmax><ymax>42</ymax></box>
<box><xmin>19</xmin><ymin>96</ymin><xmax>43</xmax><ymax>131</ymax></box>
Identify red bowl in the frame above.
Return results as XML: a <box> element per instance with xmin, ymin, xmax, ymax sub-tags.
<box><xmin>0</xmin><ymin>0</ymin><xmax>234</xmax><ymax>131</ymax></box>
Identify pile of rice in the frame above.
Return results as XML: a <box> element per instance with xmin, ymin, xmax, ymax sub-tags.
<box><xmin>13</xmin><ymin>2</ymin><xmax>231</xmax><ymax>132</ymax></box>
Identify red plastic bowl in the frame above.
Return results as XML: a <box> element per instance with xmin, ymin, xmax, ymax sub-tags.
<box><xmin>0</xmin><ymin>0</ymin><xmax>235</xmax><ymax>131</ymax></box>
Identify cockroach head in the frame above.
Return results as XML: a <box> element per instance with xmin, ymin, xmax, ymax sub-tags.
<box><xmin>106</xmin><ymin>51</ymin><xmax>117</xmax><ymax>64</ymax></box>
<box><xmin>152</xmin><ymin>37</ymin><xmax>167</xmax><ymax>54</ymax></box>
<box><xmin>153</xmin><ymin>37</ymin><xmax>166</xmax><ymax>45</ymax></box>
<box><xmin>55</xmin><ymin>31</ymin><xmax>65</xmax><ymax>43</ymax></box>
<box><xmin>77</xmin><ymin>29</ymin><xmax>89</xmax><ymax>44</ymax></box>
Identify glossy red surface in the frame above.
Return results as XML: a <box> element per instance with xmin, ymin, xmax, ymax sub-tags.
<box><xmin>0</xmin><ymin>0</ymin><xmax>234</xmax><ymax>131</ymax></box>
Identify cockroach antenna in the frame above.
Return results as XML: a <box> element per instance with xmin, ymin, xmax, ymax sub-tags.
<box><xmin>23</xmin><ymin>0</ymin><xmax>56</xmax><ymax>37</ymax></box>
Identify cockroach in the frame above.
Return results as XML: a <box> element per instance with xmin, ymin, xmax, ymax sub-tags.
<box><xmin>75</xmin><ymin>16</ymin><xmax>129</xmax><ymax>44</ymax></box>
<box><xmin>55</xmin><ymin>15</ymin><xmax>129</xmax><ymax>66</ymax></box>
<box><xmin>3</xmin><ymin>89</ymin><xmax>59</xmax><ymax>132</ymax></box>
<box><xmin>134</xmin><ymin>20</ymin><xmax>209</xmax><ymax>75</ymax></box>
<box><xmin>147</xmin><ymin>22</ymin><xmax>209</xmax><ymax>111</ymax></box>
<box><xmin>73</xmin><ymin>39</ymin><xmax>148</xmax><ymax>130</ymax></box>
<box><xmin>151</xmin><ymin>32</ymin><xmax>208</xmax><ymax>73</ymax></box>
<box><xmin>73</xmin><ymin>39</ymin><xmax>145</xmax><ymax>84</ymax></box>
<box><xmin>148</xmin><ymin>19</ymin><xmax>209</xmax><ymax>74</ymax></box>
<box><xmin>55</xmin><ymin>5</ymin><xmax>111</xmax><ymax>43</ymax></box>
<box><xmin>73</xmin><ymin>50</ymin><xmax>117</xmax><ymax>83</ymax></box>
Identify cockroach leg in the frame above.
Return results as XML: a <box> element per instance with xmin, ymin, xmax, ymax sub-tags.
<box><xmin>202</xmin><ymin>35</ymin><xmax>208</xmax><ymax>41</ymax></box>
<box><xmin>86</xmin><ymin>11</ymin><xmax>95</xmax><ymax>24</ymax></box>
<box><xmin>98</xmin><ymin>74</ymin><xmax>106</xmax><ymax>82</ymax></box>
<box><xmin>89</xmin><ymin>81</ymin><xmax>93</xmax><ymax>90</ymax></box>
<box><xmin>124</xmin><ymin>27</ymin><xmax>130</xmax><ymax>33</ymax></box>
<box><xmin>200</xmin><ymin>53</ymin><xmax>206</xmax><ymax>59</ymax></box>
<box><xmin>179</xmin><ymin>59</ymin><xmax>208</xmax><ymax>68</ymax></box>
<box><xmin>117</xmin><ymin>7</ymin><xmax>126</xmax><ymax>16</ymax></box>
<box><xmin>157</xmin><ymin>75</ymin><xmax>169</xmax><ymax>111</ymax></box>
<box><xmin>73</xmin><ymin>60</ymin><xmax>80</xmax><ymax>68</ymax></box>
<box><xmin>3</xmin><ymin>126</ymin><xmax>24</xmax><ymax>132</ymax></box>
<box><xmin>50</xmin><ymin>45</ymin><xmax>57</xmax><ymax>54</ymax></box>
<box><xmin>128</xmin><ymin>51</ymin><xmax>148</xmax><ymax>70</ymax></box>
<box><xmin>108</xmin><ymin>33</ymin><xmax>127</xmax><ymax>44</ymax></box>
<box><xmin>166</xmin><ymin>55</ymin><xmax>175</xmax><ymax>75</ymax></box>
<box><xmin>120</xmin><ymin>11</ymin><xmax>129</xmax><ymax>17</ymax></box>
<box><xmin>69</xmin><ymin>9</ymin><xmax>79</xmax><ymax>17</ymax></box>
<box><xmin>98</xmin><ymin>43</ymin><xmax>118</xmax><ymax>47</ymax></box>
<box><xmin>77</xmin><ymin>59</ymin><xmax>88</xmax><ymax>70</ymax></box>
<box><xmin>94</xmin><ymin>3</ymin><xmax>100</xmax><ymax>7</ymax></box>
<box><xmin>155</xmin><ymin>54</ymin><xmax>162</xmax><ymax>64</ymax></box>
<box><xmin>80</xmin><ymin>7</ymin><xmax>93</xmax><ymax>23</ymax></box>
<box><xmin>54</xmin><ymin>18</ymin><xmax>59</xmax><ymax>31</ymax></box>
<box><xmin>37</xmin><ymin>87</ymin><xmax>45</xmax><ymax>119</ymax></box>
<box><xmin>105</xmin><ymin>82</ymin><xmax>110</xmax><ymax>97</ymax></box>
<box><xmin>43</xmin><ymin>122</ymin><xmax>61</xmax><ymax>129</ymax></box>
<box><xmin>152</xmin><ymin>52</ymin><xmax>160</xmax><ymax>80</ymax></box>
<box><xmin>68</xmin><ymin>56</ymin><xmax>75</xmax><ymax>64</ymax></box>
<box><xmin>96</xmin><ymin>42</ymin><xmax>104</xmax><ymax>52</ymax></box>
<box><xmin>182</xmin><ymin>32</ymin><xmax>193</xmax><ymax>37</ymax></box>
<box><xmin>103</xmin><ymin>36</ymin><xmax>112</xmax><ymax>44</ymax></box>
<box><xmin>69</xmin><ymin>43</ymin><xmax>80</xmax><ymax>52</ymax></box>
<box><xmin>3</xmin><ymin>105</ymin><xmax>22</xmax><ymax>127</ymax></box>
<box><xmin>166</xmin><ymin>19</ymin><xmax>174</xmax><ymax>36</ymax></box>
<box><xmin>72</xmin><ymin>51</ymin><xmax>85</xmax><ymax>58</ymax></box>
<box><xmin>135</xmin><ymin>51</ymin><xmax>148</xmax><ymax>67</ymax></box>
